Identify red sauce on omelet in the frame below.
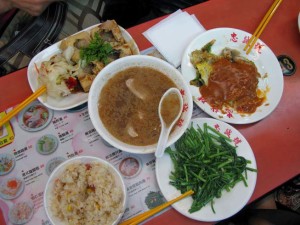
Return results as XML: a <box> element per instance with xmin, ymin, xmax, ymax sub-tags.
<box><xmin>200</xmin><ymin>58</ymin><xmax>265</xmax><ymax>114</ymax></box>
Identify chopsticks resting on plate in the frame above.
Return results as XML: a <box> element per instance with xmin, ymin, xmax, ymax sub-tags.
<box><xmin>244</xmin><ymin>0</ymin><xmax>283</xmax><ymax>54</ymax></box>
<box><xmin>0</xmin><ymin>85</ymin><xmax>46</xmax><ymax>128</ymax></box>
<box><xmin>119</xmin><ymin>190</ymin><xmax>194</xmax><ymax>225</ymax></box>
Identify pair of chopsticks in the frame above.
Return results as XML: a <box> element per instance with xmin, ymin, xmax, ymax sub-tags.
<box><xmin>119</xmin><ymin>190</ymin><xmax>194</xmax><ymax>225</ymax></box>
<box><xmin>0</xmin><ymin>85</ymin><xmax>46</xmax><ymax>128</ymax></box>
<box><xmin>244</xmin><ymin>0</ymin><xmax>283</xmax><ymax>54</ymax></box>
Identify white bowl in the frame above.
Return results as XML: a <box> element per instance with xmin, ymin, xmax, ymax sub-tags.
<box><xmin>44</xmin><ymin>156</ymin><xmax>127</xmax><ymax>225</ymax></box>
<box><xmin>88</xmin><ymin>55</ymin><xmax>193</xmax><ymax>154</ymax></box>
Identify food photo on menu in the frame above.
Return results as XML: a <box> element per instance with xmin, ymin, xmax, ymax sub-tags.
<box><xmin>0</xmin><ymin>0</ymin><xmax>298</xmax><ymax>225</ymax></box>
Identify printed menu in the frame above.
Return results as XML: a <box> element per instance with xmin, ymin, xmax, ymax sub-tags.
<box><xmin>0</xmin><ymin>47</ymin><xmax>209</xmax><ymax>225</ymax></box>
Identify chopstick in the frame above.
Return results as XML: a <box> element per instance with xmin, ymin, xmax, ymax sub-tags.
<box><xmin>0</xmin><ymin>85</ymin><xmax>47</xmax><ymax>128</ymax></box>
<box><xmin>244</xmin><ymin>0</ymin><xmax>283</xmax><ymax>54</ymax></box>
<box><xmin>119</xmin><ymin>190</ymin><xmax>194</xmax><ymax>225</ymax></box>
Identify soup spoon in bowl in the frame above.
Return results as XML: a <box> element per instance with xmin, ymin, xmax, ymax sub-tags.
<box><xmin>155</xmin><ymin>88</ymin><xmax>183</xmax><ymax>158</ymax></box>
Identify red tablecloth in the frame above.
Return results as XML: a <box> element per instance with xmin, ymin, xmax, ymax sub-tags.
<box><xmin>1</xmin><ymin>0</ymin><xmax>299</xmax><ymax>224</ymax></box>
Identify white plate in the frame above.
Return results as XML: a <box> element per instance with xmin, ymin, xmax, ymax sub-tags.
<box><xmin>27</xmin><ymin>24</ymin><xmax>140</xmax><ymax>111</ymax></box>
<box><xmin>181</xmin><ymin>28</ymin><xmax>283</xmax><ymax>124</ymax></box>
<box><xmin>156</xmin><ymin>118</ymin><xmax>257</xmax><ymax>222</ymax></box>
<box><xmin>298</xmin><ymin>12</ymin><xmax>300</xmax><ymax>32</ymax></box>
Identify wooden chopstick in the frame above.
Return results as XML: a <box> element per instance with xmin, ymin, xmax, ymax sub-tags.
<box><xmin>0</xmin><ymin>85</ymin><xmax>47</xmax><ymax>128</ymax></box>
<box><xmin>119</xmin><ymin>190</ymin><xmax>194</xmax><ymax>225</ymax></box>
<box><xmin>244</xmin><ymin>0</ymin><xmax>283</xmax><ymax>54</ymax></box>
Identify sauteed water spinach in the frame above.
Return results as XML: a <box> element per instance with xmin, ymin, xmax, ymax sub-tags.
<box><xmin>166</xmin><ymin>123</ymin><xmax>256</xmax><ymax>213</ymax></box>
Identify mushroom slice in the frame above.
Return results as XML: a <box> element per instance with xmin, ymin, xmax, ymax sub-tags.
<box><xmin>125</xmin><ymin>78</ymin><xmax>149</xmax><ymax>101</ymax></box>
<box><xmin>126</xmin><ymin>123</ymin><xmax>138</xmax><ymax>138</ymax></box>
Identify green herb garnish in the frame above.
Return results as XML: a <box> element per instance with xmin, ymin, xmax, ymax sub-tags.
<box><xmin>166</xmin><ymin>123</ymin><xmax>256</xmax><ymax>214</ymax></box>
<box><xmin>201</xmin><ymin>39</ymin><xmax>215</xmax><ymax>52</ymax></box>
<box><xmin>80</xmin><ymin>33</ymin><xmax>113</xmax><ymax>65</ymax></box>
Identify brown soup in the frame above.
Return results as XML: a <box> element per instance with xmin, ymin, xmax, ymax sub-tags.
<box><xmin>98</xmin><ymin>67</ymin><xmax>178</xmax><ymax>146</ymax></box>
<box><xmin>160</xmin><ymin>93</ymin><xmax>181</xmax><ymax>126</ymax></box>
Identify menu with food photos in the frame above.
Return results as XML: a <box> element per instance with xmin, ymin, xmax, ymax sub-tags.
<box><xmin>0</xmin><ymin>47</ymin><xmax>208</xmax><ymax>225</ymax></box>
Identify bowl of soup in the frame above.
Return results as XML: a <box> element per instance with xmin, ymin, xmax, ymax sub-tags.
<box><xmin>88</xmin><ymin>55</ymin><xmax>193</xmax><ymax>154</ymax></box>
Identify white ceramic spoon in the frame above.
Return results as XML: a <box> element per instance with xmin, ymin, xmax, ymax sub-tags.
<box><xmin>155</xmin><ymin>88</ymin><xmax>183</xmax><ymax>158</ymax></box>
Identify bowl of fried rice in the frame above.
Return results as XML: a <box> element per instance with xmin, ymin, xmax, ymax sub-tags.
<box><xmin>44</xmin><ymin>156</ymin><xmax>127</xmax><ymax>225</ymax></box>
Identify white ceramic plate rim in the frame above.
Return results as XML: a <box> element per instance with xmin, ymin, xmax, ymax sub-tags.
<box><xmin>181</xmin><ymin>27</ymin><xmax>284</xmax><ymax>124</ymax></box>
<box><xmin>44</xmin><ymin>156</ymin><xmax>127</xmax><ymax>225</ymax></box>
<box><xmin>27</xmin><ymin>23</ymin><xmax>140</xmax><ymax>111</ymax></box>
<box><xmin>88</xmin><ymin>55</ymin><xmax>193</xmax><ymax>154</ymax></box>
<box><xmin>156</xmin><ymin>118</ymin><xmax>257</xmax><ymax>222</ymax></box>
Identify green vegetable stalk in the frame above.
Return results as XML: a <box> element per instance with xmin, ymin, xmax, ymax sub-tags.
<box><xmin>166</xmin><ymin>123</ymin><xmax>257</xmax><ymax>214</ymax></box>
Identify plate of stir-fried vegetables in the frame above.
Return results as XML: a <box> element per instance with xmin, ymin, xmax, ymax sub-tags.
<box><xmin>155</xmin><ymin>118</ymin><xmax>257</xmax><ymax>222</ymax></box>
<box><xmin>27</xmin><ymin>20</ymin><xmax>139</xmax><ymax>110</ymax></box>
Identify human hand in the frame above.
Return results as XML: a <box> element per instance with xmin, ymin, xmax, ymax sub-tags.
<box><xmin>1</xmin><ymin>0</ymin><xmax>58</xmax><ymax>16</ymax></box>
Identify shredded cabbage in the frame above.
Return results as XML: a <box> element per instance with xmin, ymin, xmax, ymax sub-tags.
<box><xmin>38</xmin><ymin>54</ymin><xmax>80</xmax><ymax>99</ymax></box>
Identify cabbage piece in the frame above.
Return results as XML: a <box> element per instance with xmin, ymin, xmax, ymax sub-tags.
<box><xmin>38</xmin><ymin>54</ymin><xmax>79</xmax><ymax>98</ymax></box>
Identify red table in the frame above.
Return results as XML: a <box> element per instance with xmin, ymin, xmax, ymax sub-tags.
<box><xmin>1</xmin><ymin>0</ymin><xmax>299</xmax><ymax>224</ymax></box>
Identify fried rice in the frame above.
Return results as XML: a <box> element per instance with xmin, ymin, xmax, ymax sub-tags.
<box><xmin>49</xmin><ymin>161</ymin><xmax>124</xmax><ymax>225</ymax></box>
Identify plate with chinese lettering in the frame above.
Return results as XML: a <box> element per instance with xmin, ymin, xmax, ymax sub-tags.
<box><xmin>156</xmin><ymin>118</ymin><xmax>257</xmax><ymax>222</ymax></box>
<box><xmin>181</xmin><ymin>28</ymin><xmax>283</xmax><ymax>124</ymax></box>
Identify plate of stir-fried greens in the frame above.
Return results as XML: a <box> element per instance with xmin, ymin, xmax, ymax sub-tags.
<box><xmin>155</xmin><ymin>118</ymin><xmax>257</xmax><ymax>222</ymax></box>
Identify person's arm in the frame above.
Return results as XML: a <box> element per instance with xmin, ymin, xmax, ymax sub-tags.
<box><xmin>0</xmin><ymin>0</ymin><xmax>13</xmax><ymax>15</ymax></box>
<box><xmin>0</xmin><ymin>0</ymin><xmax>58</xmax><ymax>16</ymax></box>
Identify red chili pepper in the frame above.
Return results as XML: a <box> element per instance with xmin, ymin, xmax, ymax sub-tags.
<box><xmin>65</xmin><ymin>77</ymin><xmax>78</xmax><ymax>90</ymax></box>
